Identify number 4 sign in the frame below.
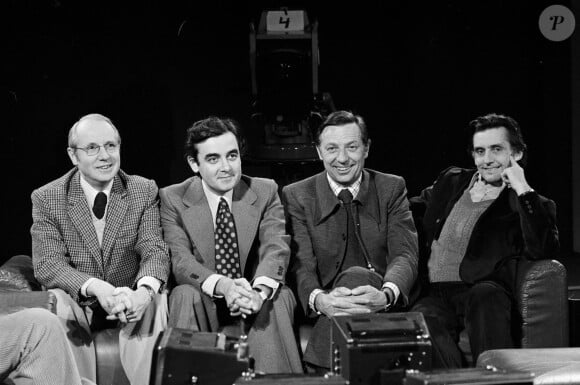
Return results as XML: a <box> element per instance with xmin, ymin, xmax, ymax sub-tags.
<box><xmin>266</xmin><ymin>9</ymin><xmax>305</xmax><ymax>32</ymax></box>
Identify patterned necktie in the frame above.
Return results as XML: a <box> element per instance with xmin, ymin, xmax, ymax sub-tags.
<box><xmin>93</xmin><ymin>192</ymin><xmax>107</xmax><ymax>220</ymax></box>
<box><xmin>215</xmin><ymin>198</ymin><xmax>242</xmax><ymax>279</ymax></box>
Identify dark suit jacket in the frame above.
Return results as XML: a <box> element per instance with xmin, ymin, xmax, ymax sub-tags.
<box><xmin>31</xmin><ymin>168</ymin><xmax>170</xmax><ymax>304</ymax></box>
<box><xmin>159</xmin><ymin>175</ymin><xmax>289</xmax><ymax>290</ymax></box>
<box><xmin>411</xmin><ymin>166</ymin><xmax>559</xmax><ymax>290</ymax></box>
<box><xmin>282</xmin><ymin>169</ymin><xmax>419</xmax><ymax>315</ymax></box>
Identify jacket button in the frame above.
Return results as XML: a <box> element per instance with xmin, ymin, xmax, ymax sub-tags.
<box><xmin>342</xmin><ymin>234</ymin><xmax>347</xmax><ymax>241</ymax></box>
<box><xmin>435</xmin><ymin>219</ymin><xmax>441</xmax><ymax>224</ymax></box>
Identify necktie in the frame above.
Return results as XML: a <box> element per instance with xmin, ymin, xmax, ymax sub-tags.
<box><xmin>338</xmin><ymin>188</ymin><xmax>353</xmax><ymax>204</ymax></box>
<box><xmin>93</xmin><ymin>192</ymin><xmax>107</xmax><ymax>220</ymax></box>
<box><xmin>215</xmin><ymin>198</ymin><xmax>242</xmax><ymax>279</ymax></box>
<box><xmin>338</xmin><ymin>188</ymin><xmax>375</xmax><ymax>272</ymax></box>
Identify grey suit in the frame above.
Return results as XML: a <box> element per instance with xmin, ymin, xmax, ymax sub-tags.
<box><xmin>282</xmin><ymin>169</ymin><xmax>418</xmax><ymax>368</ymax></box>
<box><xmin>160</xmin><ymin>175</ymin><xmax>303</xmax><ymax>373</ymax></box>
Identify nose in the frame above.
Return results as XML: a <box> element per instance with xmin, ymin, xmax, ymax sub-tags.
<box><xmin>220</xmin><ymin>158</ymin><xmax>232</xmax><ymax>171</ymax></box>
<box><xmin>336</xmin><ymin>148</ymin><xmax>348</xmax><ymax>163</ymax></box>
<box><xmin>97</xmin><ymin>145</ymin><xmax>111</xmax><ymax>159</ymax></box>
<box><xmin>482</xmin><ymin>149</ymin><xmax>494</xmax><ymax>163</ymax></box>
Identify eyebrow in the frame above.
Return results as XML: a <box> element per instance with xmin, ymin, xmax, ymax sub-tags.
<box><xmin>474</xmin><ymin>143</ymin><xmax>505</xmax><ymax>148</ymax></box>
<box><xmin>204</xmin><ymin>153</ymin><xmax>220</xmax><ymax>160</ymax></box>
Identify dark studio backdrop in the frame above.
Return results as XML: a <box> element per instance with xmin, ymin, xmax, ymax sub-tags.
<box><xmin>3</xmin><ymin>1</ymin><xmax>577</xmax><ymax>275</ymax></box>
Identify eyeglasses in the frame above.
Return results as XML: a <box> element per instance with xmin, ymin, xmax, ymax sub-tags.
<box><xmin>72</xmin><ymin>143</ymin><xmax>120</xmax><ymax>156</ymax></box>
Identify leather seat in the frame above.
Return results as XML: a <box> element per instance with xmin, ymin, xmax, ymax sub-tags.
<box><xmin>478</xmin><ymin>348</ymin><xmax>580</xmax><ymax>384</ymax></box>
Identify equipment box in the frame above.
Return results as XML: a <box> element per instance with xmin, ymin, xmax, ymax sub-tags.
<box><xmin>234</xmin><ymin>373</ymin><xmax>348</xmax><ymax>385</ymax></box>
<box><xmin>331</xmin><ymin>312</ymin><xmax>432</xmax><ymax>385</ymax></box>
<box><xmin>150</xmin><ymin>327</ymin><xmax>250</xmax><ymax>385</ymax></box>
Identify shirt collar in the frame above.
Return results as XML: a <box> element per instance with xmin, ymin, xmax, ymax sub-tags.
<box><xmin>326</xmin><ymin>172</ymin><xmax>363</xmax><ymax>200</ymax></box>
<box><xmin>79</xmin><ymin>174</ymin><xmax>113</xmax><ymax>208</ymax></box>
<box><xmin>201</xmin><ymin>179</ymin><xmax>234</xmax><ymax>225</ymax></box>
<box><xmin>468</xmin><ymin>172</ymin><xmax>505</xmax><ymax>202</ymax></box>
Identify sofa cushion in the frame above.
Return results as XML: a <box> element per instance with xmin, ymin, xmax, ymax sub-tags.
<box><xmin>478</xmin><ymin>348</ymin><xmax>580</xmax><ymax>384</ymax></box>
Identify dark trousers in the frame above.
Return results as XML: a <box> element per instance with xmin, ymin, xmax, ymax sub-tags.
<box><xmin>411</xmin><ymin>281</ymin><xmax>515</xmax><ymax>368</ymax></box>
<box><xmin>304</xmin><ymin>266</ymin><xmax>383</xmax><ymax>370</ymax></box>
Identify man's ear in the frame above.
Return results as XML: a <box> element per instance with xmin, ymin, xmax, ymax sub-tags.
<box><xmin>187</xmin><ymin>156</ymin><xmax>199</xmax><ymax>174</ymax></box>
<box><xmin>364</xmin><ymin>139</ymin><xmax>371</xmax><ymax>159</ymax></box>
<box><xmin>67</xmin><ymin>148</ymin><xmax>78</xmax><ymax>166</ymax></box>
<box><xmin>316</xmin><ymin>146</ymin><xmax>323</xmax><ymax>161</ymax></box>
<box><xmin>513</xmin><ymin>151</ymin><xmax>523</xmax><ymax>162</ymax></box>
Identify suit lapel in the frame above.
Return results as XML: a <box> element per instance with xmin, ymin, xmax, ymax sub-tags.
<box><xmin>354</xmin><ymin>170</ymin><xmax>380</xmax><ymax>225</ymax></box>
<box><xmin>67</xmin><ymin>171</ymin><xmax>104</xmax><ymax>274</ymax></box>
<box><xmin>101</xmin><ymin>174</ymin><xmax>129</xmax><ymax>267</ymax></box>
<box><xmin>313</xmin><ymin>172</ymin><xmax>346</xmax><ymax>265</ymax></box>
<box><xmin>314</xmin><ymin>172</ymin><xmax>340</xmax><ymax>225</ymax></box>
<box><xmin>232</xmin><ymin>178</ymin><xmax>259</xmax><ymax>272</ymax></box>
<box><xmin>182</xmin><ymin>177</ymin><xmax>216</xmax><ymax>271</ymax></box>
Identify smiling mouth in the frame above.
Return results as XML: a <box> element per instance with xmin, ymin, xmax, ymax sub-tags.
<box><xmin>97</xmin><ymin>164</ymin><xmax>112</xmax><ymax>170</ymax></box>
<box><xmin>335</xmin><ymin>166</ymin><xmax>352</xmax><ymax>172</ymax></box>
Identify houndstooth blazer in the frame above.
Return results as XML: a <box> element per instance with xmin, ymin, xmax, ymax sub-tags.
<box><xmin>31</xmin><ymin>168</ymin><xmax>170</xmax><ymax>304</ymax></box>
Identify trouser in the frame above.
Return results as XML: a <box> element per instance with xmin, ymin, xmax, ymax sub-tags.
<box><xmin>50</xmin><ymin>288</ymin><xmax>168</xmax><ymax>385</ymax></box>
<box><xmin>168</xmin><ymin>284</ymin><xmax>303</xmax><ymax>374</ymax></box>
<box><xmin>303</xmin><ymin>266</ymin><xmax>384</xmax><ymax>369</ymax></box>
<box><xmin>0</xmin><ymin>308</ymin><xmax>85</xmax><ymax>385</ymax></box>
<box><xmin>411</xmin><ymin>281</ymin><xmax>515</xmax><ymax>368</ymax></box>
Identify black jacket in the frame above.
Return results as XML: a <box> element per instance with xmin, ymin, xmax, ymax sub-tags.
<box><xmin>411</xmin><ymin>166</ymin><xmax>559</xmax><ymax>293</ymax></box>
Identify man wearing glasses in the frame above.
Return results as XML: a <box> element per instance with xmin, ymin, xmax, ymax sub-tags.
<box><xmin>31</xmin><ymin>113</ymin><xmax>170</xmax><ymax>385</ymax></box>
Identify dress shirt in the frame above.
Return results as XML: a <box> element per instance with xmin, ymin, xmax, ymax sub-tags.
<box><xmin>199</xmin><ymin>179</ymin><xmax>279</xmax><ymax>299</ymax></box>
<box><xmin>469</xmin><ymin>173</ymin><xmax>505</xmax><ymax>202</ymax></box>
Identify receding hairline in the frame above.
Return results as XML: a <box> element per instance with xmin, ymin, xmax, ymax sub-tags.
<box><xmin>68</xmin><ymin>113</ymin><xmax>121</xmax><ymax>148</ymax></box>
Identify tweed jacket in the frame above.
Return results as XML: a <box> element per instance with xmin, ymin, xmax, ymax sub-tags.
<box><xmin>159</xmin><ymin>175</ymin><xmax>289</xmax><ymax>290</ymax></box>
<box><xmin>282</xmin><ymin>169</ymin><xmax>419</xmax><ymax>314</ymax></box>
<box><xmin>411</xmin><ymin>166</ymin><xmax>559</xmax><ymax>289</ymax></box>
<box><xmin>31</xmin><ymin>168</ymin><xmax>170</xmax><ymax>303</ymax></box>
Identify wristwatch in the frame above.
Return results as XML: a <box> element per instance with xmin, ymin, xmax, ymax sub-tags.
<box><xmin>140</xmin><ymin>284</ymin><xmax>156</xmax><ymax>301</ymax></box>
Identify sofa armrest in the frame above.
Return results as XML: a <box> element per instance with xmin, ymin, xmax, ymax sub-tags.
<box><xmin>517</xmin><ymin>259</ymin><xmax>568</xmax><ymax>348</ymax></box>
<box><xmin>0</xmin><ymin>255</ymin><xmax>57</xmax><ymax>314</ymax></box>
<box><xmin>0</xmin><ymin>291</ymin><xmax>57</xmax><ymax>315</ymax></box>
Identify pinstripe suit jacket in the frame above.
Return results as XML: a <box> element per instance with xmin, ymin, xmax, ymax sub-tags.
<box><xmin>31</xmin><ymin>168</ymin><xmax>170</xmax><ymax>304</ymax></box>
<box><xmin>159</xmin><ymin>175</ymin><xmax>289</xmax><ymax>289</ymax></box>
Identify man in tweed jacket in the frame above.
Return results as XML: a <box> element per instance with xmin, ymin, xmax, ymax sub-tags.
<box><xmin>31</xmin><ymin>113</ymin><xmax>170</xmax><ymax>385</ymax></box>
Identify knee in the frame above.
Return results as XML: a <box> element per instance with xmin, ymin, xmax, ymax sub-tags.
<box><xmin>169</xmin><ymin>284</ymin><xmax>200</xmax><ymax>308</ymax></box>
<box><xmin>334</xmin><ymin>266</ymin><xmax>382</xmax><ymax>290</ymax></box>
<box><xmin>16</xmin><ymin>308</ymin><xmax>63</xmax><ymax>339</ymax></box>
<box><xmin>272</xmin><ymin>286</ymin><xmax>297</xmax><ymax>318</ymax></box>
<box><xmin>467</xmin><ymin>282</ymin><xmax>510</xmax><ymax>311</ymax></box>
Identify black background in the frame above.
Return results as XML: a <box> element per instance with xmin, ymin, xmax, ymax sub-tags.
<box><xmin>2</xmin><ymin>1</ymin><xmax>574</xmax><ymax>266</ymax></box>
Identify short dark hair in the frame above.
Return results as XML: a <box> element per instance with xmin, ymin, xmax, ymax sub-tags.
<box><xmin>468</xmin><ymin>113</ymin><xmax>528</xmax><ymax>166</ymax></box>
<box><xmin>184</xmin><ymin>116</ymin><xmax>245</xmax><ymax>162</ymax></box>
<box><xmin>315</xmin><ymin>110</ymin><xmax>369</xmax><ymax>146</ymax></box>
